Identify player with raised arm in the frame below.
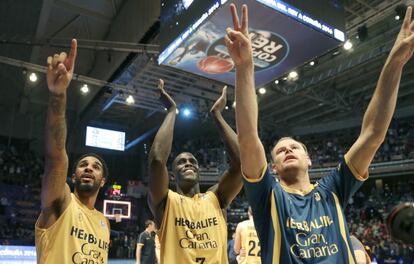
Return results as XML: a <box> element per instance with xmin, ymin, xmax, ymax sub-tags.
<box><xmin>35</xmin><ymin>39</ymin><xmax>110</xmax><ymax>264</ymax></box>
<box><xmin>148</xmin><ymin>81</ymin><xmax>242</xmax><ymax>263</ymax></box>
<box><xmin>225</xmin><ymin>3</ymin><xmax>414</xmax><ymax>263</ymax></box>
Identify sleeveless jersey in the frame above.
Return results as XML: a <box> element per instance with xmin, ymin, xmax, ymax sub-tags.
<box><xmin>158</xmin><ymin>190</ymin><xmax>228</xmax><ymax>264</ymax></box>
<box><xmin>238</xmin><ymin>219</ymin><xmax>261</xmax><ymax>264</ymax></box>
<box><xmin>35</xmin><ymin>193</ymin><xmax>110</xmax><ymax>263</ymax></box>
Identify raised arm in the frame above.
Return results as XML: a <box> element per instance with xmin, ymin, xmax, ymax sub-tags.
<box><xmin>148</xmin><ymin>79</ymin><xmax>177</xmax><ymax>225</ymax></box>
<box><xmin>37</xmin><ymin>39</ymin><xmax>77</xmax><ymax>229</ymax></box>
<box><xmin>346</xmin><ymin>7</ymin><xmax>414</xmax><ymax>175</ymax></box>
<box><xmin>209</xmin><ymin>86</ymin><xmax>242</xmax><ymax>208</ymax></box>
<box><xmin>225</xmin><ymin>4</ymin><xmax>266</xmax><ymax>179</ymax></box>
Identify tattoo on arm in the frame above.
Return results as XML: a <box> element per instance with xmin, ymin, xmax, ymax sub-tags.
<box><xmin>52</xmin><ymin>119</ymin><xmax>67</xmax><ymax>150</ymax></box>
<box><xmin>49</xmin><ymin>94</ymin><xmax>66</xmax><ymax>115</ymax></box>
<box><xmin>46</xmin><ymin>93</ymin><xmax>67</xmax><ymax>152</ymax></box>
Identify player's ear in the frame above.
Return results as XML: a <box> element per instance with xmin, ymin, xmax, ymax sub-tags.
<box><xmin>169</xmin><ymin>172</ymin><xmax>175</xmax><ymax>182</ymax></box>
<box><xmin>100</xmin><ymin>177</ymin><xmax>106</xmax><ymax>188</ymax></box>
<box><xmin>272</xmin><ymin>163</ymin><xmax>278</xmax><ymax>175</ymax></box>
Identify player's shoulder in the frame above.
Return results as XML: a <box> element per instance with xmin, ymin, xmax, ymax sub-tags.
<box><xmin>238</xmin><ymin>219</ymin><xmax>250</xmax><ymax>228</ymax></box>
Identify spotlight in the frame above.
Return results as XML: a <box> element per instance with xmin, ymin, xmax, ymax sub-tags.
<box><xmin>29</xmin><ymin>73</ymin><xmax>37</xmax><ymax>82</ymax></box>
<box><xmin>226</xmin><ymin>100</ymin><xmax>233</xmax><ymax>110</ymax></box>
<box><xmin>395</xmin><ymin>4</ymin><xmax>407</xmax><ymax>21</ymax></box>
<box><xmin>183</xmin><ymin>108</ymin><xmax>191</xmax><ymax>117</ymax></box>
<box><xmin>80</xmin><ymin>84</ymin><xmax>89</xmax><ymax>94</ymax></box>
<box><xmin>176</xmin><ymin>108</ymin><xmax>180</xmax><ymax>114</ymax></box>
<box><xmin>309</xmin><ymin>61</ymin><xmax>315</xmax><ymax>66</ymax></box>
<box><xmin>274</xmin><ymin>80</ymin><xmax>279</xmax><ymax>84</ymax></box>
<box><xmin>343</xmin><ymin>40</ymin><xmax>353</xmax><ymax>50</ymax></box>
<box><xmin>126</xmin><ymin>95</ymin><xmax>135</xmax><ymax>105</ymax></box>
<box><xmin>288</xmin><ymin>71</ymin><xmax>298</xmax><ymax>80</ymax></box>
<box><xmin>258</xmin><ymin>87</ymin><xmax>266</xmax><ymax>95</ymax></box>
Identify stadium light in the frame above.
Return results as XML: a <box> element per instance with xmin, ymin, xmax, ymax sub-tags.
<box><xmin>126</xmin><ymin>95</ymin><xmax>135</xmax><ymax>105</ymax></box>
<box><xmin>80</xmin><ymin>84</ymin><xmax>89</xmax><ymax>94</ymax></box>
<box><xmin>29</xmin><ymin>72</ymin><xmax>37</xmax><ymax>82</ymax></box>
<box><xmin>258</xmin><ymin>87</ymin><xmax>266</xmax><ymax>95</ymax></box>
<box><xmin>343</xmin><ymin>40</ymin><xmax>353</xmax><ymax>50</ymax></box>
<box><xmin>183</xmin><ymin>108</ymin><xmax>191</xmax><ymax>117</ymax></box>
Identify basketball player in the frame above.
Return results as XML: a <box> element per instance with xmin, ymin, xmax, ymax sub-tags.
<box><xmin>35</xmin><ymin>39</ymin><xmax>110</xmax><ymax>263</ymax></box>
<box><xmin>225</xmin><ymin>3</ymin><xmax>414</xmax><ymax>263</ymax></box>
<box><xmin>148</xmin><ymin>81</ymin><xmax>242</xmax><ymax>263</ymax></box>
<box><xmin>234</xmin><ymin>207</ymin><xmax>261</xmax><ymax>264</ymax></box>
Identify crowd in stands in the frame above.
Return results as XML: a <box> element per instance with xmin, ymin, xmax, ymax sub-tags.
<box><xmin>169</xmin><ymin>136</ymin><xmax>224</xmax><ymax>171</ymax></box>
<box><xmin>0</xmin><ymin>140</ymin><xmax>43</xmax><ymax>246</ymax></box>
<box><xmin>261</xmin><ymin>117</ymin><xmax>414</xmax><ymax>168</ymax></box>
<box><xmin>168</xmin><ymin>117</ymin><xmax>414</xmax><ymax>173</ymax></box>
<box><xmin>347</xmin><ymin>179</ymin><xmax>414</xmax><ymax>263</ymax></box>
<box><xmin>0</xmin><ymin>116</ymin><xmax>413</xmax><ymax>261</ymax></box>
<box><xmin>0</xmin><ymin>141</ymin><xmax>43</xmax><ymax>186</ymax></box>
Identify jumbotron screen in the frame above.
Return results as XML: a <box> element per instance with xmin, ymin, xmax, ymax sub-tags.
<box><xmin>85</xmin><ymin>126</ymin><xmax>125</xmax><ymax>151</ymax></box>
<box><xmin>159</xmin><ymin>0</ymin><xmax>345</xmax><ymax>87</ymax></box>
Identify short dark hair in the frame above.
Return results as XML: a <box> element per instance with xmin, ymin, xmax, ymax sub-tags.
<box><xmin>145</xmin><ymin>220</ymin><xmax>154</xmax><ymax>228</ymax></box>
<box><xmin>172</xmin><ymin>152</ymin><xmax>198</xmax><ymax>169</ymax></box>
<box><xmin>72</xmin><ymin>153</ymin><xmax>109</xmax><ymax>179</ymax></box>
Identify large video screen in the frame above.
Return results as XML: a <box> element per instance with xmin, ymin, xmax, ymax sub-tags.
<box><xmin>85</xmin><ymin>126</ymin><xmax>125</xmax><ymax>151</ymax></box>
<box><xmin>159</xmin><ymin>0</ymin><xmax>345</xmax><ymax>87</ymax></box>
<box><xmin>160</xmin><ymin>0</ymin><xmax>345</xmax><ymax>52</ymax></box>
<box><xmin>160</xmin><ymin>0</ymin><xmax>217</xmax><ymax>52</ymax></box>
<box><xmin>282</xmin><ymin>0</ymin><xmax>345</xmax><ymax>30</ymax></box>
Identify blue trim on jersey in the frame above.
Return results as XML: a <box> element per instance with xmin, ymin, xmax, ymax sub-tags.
<box><xmin>243</xmin><ymin>159</ymin><xmax>364</xmax><ymax>264</ymax></box>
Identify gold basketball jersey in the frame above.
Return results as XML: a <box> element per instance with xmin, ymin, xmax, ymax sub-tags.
<box><xmin>238</xmin><ymin>219</ymin><xmax>261</xmax><ymax>264</ymax></box>
<box><xmin>158</xmin><ymin>190</ymin><xmax>228</xmax><ymax>264</ymax></box>
<box><xmin>35</xmin><ymin>193</ymin><xmax>110</xmax><ymax>264</ymax></box>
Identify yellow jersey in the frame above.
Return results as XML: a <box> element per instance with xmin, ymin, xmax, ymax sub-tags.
<box><xmin>237</xmin><ymin>219</ymin><xmax>261</xmax><ymax>264</ymax></box>
<box><xmin>158</xmin><ymin>190</ymin><xmax>228</xmax><ymax>264</ymax></box>
<box><xmin>35</xmin><ymin>193</ymin><xmax>110</xmax><ymax>263</ymax></box>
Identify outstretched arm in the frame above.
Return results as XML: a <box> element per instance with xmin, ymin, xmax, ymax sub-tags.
<box><xmin>210</xmin><ymin>86</ymin><xmax>242</xmax><ymax>208</ymax></box>
<box><xmin>225</xmin><ymin>4</ymin><xmax>267</xmax><ymax>179</ymax></box>
<box><xmin>38</xmin><ymin>39</ymin><xmax>77</xmax><ymax>228</ymax></box>
<box><xmin>346</xmin><ymin>7</ymin><xmax>414</xmax><ymax>175</ymax></box>
<box><xmin>148</xmin><ymin>79</ymin><xmax>177</xmax><ymax>226</ymax></box>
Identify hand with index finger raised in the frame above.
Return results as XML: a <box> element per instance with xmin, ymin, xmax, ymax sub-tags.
<box><xmin>46</xmin><ymin>39</ymin><xmax>78</xmax><ymax>95</ymax></box>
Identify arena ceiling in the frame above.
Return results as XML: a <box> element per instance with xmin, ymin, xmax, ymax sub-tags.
<box><xmin>0</xmin><ymin>0</ymin><xmax>414</xmax><ymax>152</ymax></box>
